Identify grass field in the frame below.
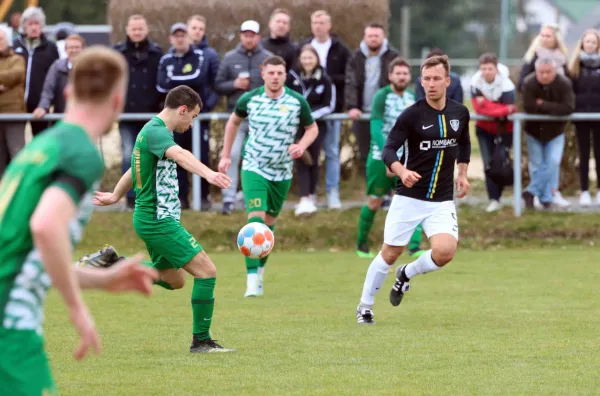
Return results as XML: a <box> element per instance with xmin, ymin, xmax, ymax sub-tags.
<box><xmin>46</xmin><ymin>247</ymin><xmax>600</xmax><ymax>395</ymax></box>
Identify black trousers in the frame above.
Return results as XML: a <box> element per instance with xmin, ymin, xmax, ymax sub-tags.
<box><xmin>296</xmin><ymin>121</ymin><xmax>327</xmax><ymax>197</ymax></box>
<box><xmin>174</xmin><ymin>121</ymin><xmax>210</xmax><ymax>204</ymax></box>
<box><xmin>26</xmin><ymin>103</ymin><xmax>49</xmax><ymax>136</ymax></box>
<box><xmin>352</xmin><ymin>120</ymin><xmax>371</xmax><ymax>173</ymax></box>
<box><xmin>575</xmin><ymin>122</ymin><xmax>600</xmax><ymax>191</ymax></box>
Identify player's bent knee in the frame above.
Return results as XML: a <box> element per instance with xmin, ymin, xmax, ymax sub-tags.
<box><xmin>169</xmin><ymin>277</ymin><xmax>186</xmax><ymax>290</ymax></box>
<box><xmin>184</xmin><ymin>251</ymin><xmax>217</xmax><ymax>278</ymax></box>
<box><xmin>431</xmin><ymin>242</ymin><xmax>457</xmax><ymax>266</ymax></box>
<box><xmin>367</xmin><ymin>197</ymin><xmax>383</xmax><ymax>211</ymax></box>
<box><xmin>381</xmin><ymin>244</ymin><xmax>403</xmax><ymax>265</ymax></box>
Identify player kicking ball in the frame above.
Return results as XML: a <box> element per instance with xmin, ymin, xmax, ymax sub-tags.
<box><xmin>218</xmin><ymin>55</ymin><xmax>318</xmax><ymax>298</ymax></box>
<box><xmin>0</xmin><ymin>47</ymin><xmax>159</xmax><ymax>395</ymax></box>
<box><xmin>356</xmin><ymin>57</ymin><xmax>424</xmax><ymax>259</ymax></box>
<box><xmin>92</xmin><ymin>85</ymin><xmax>235</xmax><ymax>353</ymax></box>
<box><xmin>356</xmin><ymin>55</ymin><xmax>471</xmax><ymax>324</ymax></box>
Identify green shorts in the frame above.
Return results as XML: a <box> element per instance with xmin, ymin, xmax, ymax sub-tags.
<box><xmin>133</xmin><ymin>215</ymin><xmax>203</xmax><ymax>271</ymax></box>
<box><xmin>0</xmin><ymin>328</ymin><xmax>57</xmax><ymax>395</ymax></box>
<box><xmin>366</xmin><ymin>156</ymin><xmax>397</xmax><ymax>198</ymax></box>
<box><xmin>241</xmin><ymin>170</ymin><xmax>292</xmax><ymax>217</ymax></box>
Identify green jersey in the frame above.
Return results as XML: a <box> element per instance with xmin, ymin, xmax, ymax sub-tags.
<box><xmin>370</xmin><ymin>86</ymin><xmax>416</xmax><ymax>160</ymax></box>
<box><xmin>235</xmin><ymin>86</ymin><xmax>314</xmax><ymax>181</ymax></box>
<box><xmin>131</xmin><ymin>117</ymin><xmax>179</xmax><ymax>221</ymax></box>
<box><xmin>0</xmin><ymin>122</ymin><xmax>104</xmax><ymax>333</ymax></box>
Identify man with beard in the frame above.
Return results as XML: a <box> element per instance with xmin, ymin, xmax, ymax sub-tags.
<box><xmin>346</xmin><ymin>22</ymin><xmax>400</xmax><ymax>170</ymax></box>
<box><xmin>355</xmin><ymin>57</ymin><xmax>423</xmax><ymax>259</ymax></box>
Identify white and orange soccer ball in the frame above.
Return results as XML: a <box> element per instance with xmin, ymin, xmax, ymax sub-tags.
<box><xmin>237</xmin><ymin>222</ymin><xmax>275</xmax><ymax>259</ymax></box>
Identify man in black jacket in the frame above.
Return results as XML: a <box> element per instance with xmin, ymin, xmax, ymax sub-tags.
<box><xmin>13</xmin><ymin>7</ymin><xmax>59</xmax><ymax>136</ymax></box>
<box><xmin>262</xmin><ymin>8</ymin><xmax>297</xmax><ymax>73</ymax></box>
<box><xmin>346</xmin><ymin>23</ymin><xmax>400</xmax><ymax>170</ymax></box>
<box><xmin>114</xmin><ymin>14</ymin><xmax>164</xmax><ymax>208</ymax></box>
<box><xmin>298</xmin><ymin>10</ymin><xmax>351</xmax><ymax>209</ymax></box>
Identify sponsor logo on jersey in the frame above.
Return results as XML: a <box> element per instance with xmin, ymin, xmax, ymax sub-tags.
<box><xmin>420</xmin><ymin>138</ymin><xmax>458</xmax><ymax>151</ymax></box>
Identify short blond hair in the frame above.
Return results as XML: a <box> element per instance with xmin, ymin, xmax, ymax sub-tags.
<box><xmin>70</xmin><ymin>46</ymin><xmax>128</xmax><ymax>103</ymax></box>
<box><xmin>127</xmin><ymin>14</ymin><xmax>146</xmax><ymax>24</ymax></box>
<box><xmin>187</xmin><ymin>14</ymin><xmax>206</xmax><ymax>24</ymax></box>
<box><xmin>311</xmin><ymin>10</ymin><xmax>331</xmax><ymax>22</ymax></box>
<box><xmin>271</xmin><ymin>8</ymin><xmax>291</xmax><ymax>20</ymax></box>
<box><xmin>65</xmin><ymin>34</ymin><xmax>85</xmax><ymax>46</ymax></box>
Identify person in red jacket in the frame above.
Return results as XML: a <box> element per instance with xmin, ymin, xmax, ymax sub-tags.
<box><xmin>471</xmin><ymin>53</ymin><xmax>517</xmax><ymax>212</ymax></box>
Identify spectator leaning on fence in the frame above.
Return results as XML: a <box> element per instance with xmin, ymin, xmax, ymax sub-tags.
<box><xmin>470</xmin><ymin>52</ymin><xmax>517</xmax><ymax>213</ymax></box>
<box><xmin>415</xmin><ymin>48</ymin><xmax>463</xmax><ymax>103</ymax></box>
<box><xmin>33</xmin><ymin>34</ymin><xmax>84</xmax><ymax>119</ymax></box>
<box><xmin>286</xmin><ymin>44</ymin><xmax>336</xmax><ymax>216</ymax></box>
<box><xmin>346</xmin><ymin>22</ymin><xmax>400</xmax><ymax>172</ymax></box>
<box><xmin>215</xmin><ymin>20</ymin><xmax>270</xmax><ymax>215</ymax></box>
<box><xmin>522</xmin><ymin>57</ymin><xmax>575</xmax><ymax>210</ymax></box>
<box><xmin>299</xmin><ymin>10</ymin><xmax>351</xmax><ymax>209</ymax></box>
<box><xmin>567</xmin><ymin>28</ymin><xmax>600</xmax><ymax>206</ymax></box>
<box><xmin>13</xmin><ymin>6</ymin><xmax>59</xmax><ymax>137</ymax></box>
<box><xmin>186</xmin><ymin>14</ymin><xmax>220</xmax><ymax>210</ymax></box>
<box><xmin>0</xmin><ymin>29</ymin><xmax>25</xmax><ymax>180</ymax></box>
<box><xmin>114</xmin><ymin>14</ymin><xmax>164</xmax><ymax>209</ymax></box>
<box><xmin>262</xmin><ymin>8</ymin><xmax>297</xmax><ymax>73</ymax></box>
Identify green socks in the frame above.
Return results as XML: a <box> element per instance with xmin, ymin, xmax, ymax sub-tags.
<box><xmin>192</xmin><ymin>278</ymin><xmax>216</xmax><ymax>340</ymax></box>
<box><xmin>259</xmin><ymin>224</ymin><xmax>275</xmax><ymax>269</ymax></box>
<box><xmin>141</xmin><ymin>260</ymin><xmax>173</xmax><ymax>290</ymax></box>
<box><xmin>409</xmin><ymin>224</ymin><xmax>423</xmax><ymax>252</ymax></box>
<box><xmin>357</xmin><ymin>205</ymin><xmax>377</xmax><ymax>246</ymax></box>
<box><xmin>245</xmin><ymin>216</ymin><xmax>264</xmax><ymax>274</ymax></box>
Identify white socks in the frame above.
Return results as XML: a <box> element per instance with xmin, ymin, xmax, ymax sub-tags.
<box><xmin>246</xmin><ymin>273</ymin><xmax>258</xmax><ymax>292</ymax></box>
<box><xmin>360</xmin><ymin>252</ymin><xmax>391</xmax><ymax>307</ymax></box>
<box><xmin>404</xmin><ymin>250</ymin><xmax>441</xmax><ymax>279</ymax></box>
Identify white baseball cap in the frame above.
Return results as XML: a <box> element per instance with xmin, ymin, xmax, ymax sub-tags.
<box><xmin>240</xmin><ymin>20</ymin><xmax>260</xmax><ymax>34</ymax></box>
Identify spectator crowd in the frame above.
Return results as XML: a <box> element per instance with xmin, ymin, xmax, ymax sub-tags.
<box><xmin>1</xmin><ymin>7</ymin><xmax>599</xmax><ymax>214</ymax></box>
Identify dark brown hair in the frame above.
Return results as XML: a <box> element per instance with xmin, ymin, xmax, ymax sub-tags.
<box><xmin>478</xmin><ymin>52</ymin><xmax>498</xmax><ymax>66</ymax></box>
<box><xmin>366</xmin><ymin>22</ymin><xmax>385</xmax><ymax>32</ymax></box>
<box><xmin>70</xmin><ymin>46</ymin><xmax>127</xmax><ymax>103</ymax></box>
<box><xmin>388</xmin><ymin>56</ymin><xmax>410</xmax><ymax>73</ymax></box>
<box><xmin>263</xmin><ymin>55</ymin><xmax>287</xmax><ymax>68</ymax></box>
<box><xmin>164</xmin><ymin>85</ymin><xmax>203</xmax><ymax>111</ymax></box>
<box><xmin>425</xmin><ymin>48</ymin><xmax>445</xmax><ymax>58</ymax></box>
<box><xmin>421</xmin><ymin>55</ymin><xmax>450</xmax><ymax>76</ymax></box>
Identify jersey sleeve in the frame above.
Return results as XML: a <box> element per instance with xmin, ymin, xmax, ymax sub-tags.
<box><xmin>299</xmin><ymin>96</ymin><xmax>315</xmax><ymax>127</ymax></box>
<box><xmin>457</xmin><ymin>108</ymin><xmax>471</xmax><ymax>164</ymax></box>
<box><xmin>234</xmin><ymin>91</ymin><xmax>253</xmax><ymax>118</ymax></box>
<box><xmin>52</xmin><ymin>135</ymin><xmax>105</xmax><ymax>205</ymax></box>
<box><xmin>147</xmin><ymin>126</ymin><xmax>176</xmax><ymax>160</ymax></box>
<box><xmin>370</xmin><ymin>88</ymin><xmax>387</xmax><ymax>151</ymax></box>
<box><xmin>382</xmin><ymin>107</ymin><xmax>412</xmax><ymax>170</ymax></box>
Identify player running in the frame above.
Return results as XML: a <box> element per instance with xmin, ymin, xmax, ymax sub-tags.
<box><xmin>92</xmin><ymin>85</ymin><xmax>235</xmax><ymax>353</ymax></box>
<box><xmin>218</xmin><ymin>55</ymin><xmax>318</xmax><ymax>297</ymax></box>
<box><xmin>356</xmin><ymin>55</ymin><xmax>471</xmax><ymax>324</ymax></box>
<box><xmin>355</xmin><ymin>57</ymin><xmax>424</xmax><ymax>259</ymax></box>
<box><xmin>0</xmin><ymin>47</ymin><xmax>159</xmax><ymax>395</ymax></box>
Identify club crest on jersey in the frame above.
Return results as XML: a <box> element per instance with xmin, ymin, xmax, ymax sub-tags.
<box><xmin>450</xmin><ymin>119</ymin><xmax>460</xmax><ymax>131</ymax></box>
<box><xmin>279</xmin><ymin>105</ymin><xmax>289</xmax><ymax>113</ymax></box>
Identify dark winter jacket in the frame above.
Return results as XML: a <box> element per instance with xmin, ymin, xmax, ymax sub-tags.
<box><xmin>298</xmin><ymin>35</ymin><xmax>351</xmax><ymax>112</ymax></box>
<box><xmin>286</xmin><ymin>66</ymin><xmax>336</xmax><ymax>122</ymax></box>
<box><xmin>160</xmin><ymin>45</ymin><xmax>220</xmax><ymax>112</ymax></box>
<box><xmin>344</xmin><ymin>42</ymin><xmax>400</xmax><ymax>111</ymax></box>
<box><xmin>215</xmin><ymin>43</ymin><xmax>271</xmax><ymax>111</ymax></box>
<box><xmin>416</xmin><ymin>72</ymin><xmax>464</xmax><ymax>103</ymax></box>
<box><xmin>192</xmin><ymin>36</ymin><xmax>220</xmax><ymax>112</ymax></box>
<box><xmin>13</xmin><ymin>34</ymin><xmax>59</xmax><ymax>112</ymax></box>
<box><xmin>114</xmin><ymin>38</ymin><xmax>164</xmax><ymax>113</ymax></box>
<box><xmin>570</xmin><ymin>55</ymin><xmax>600</xmax><ymax>113</ymax></box>
<box><xmin>38</xmin><ymin>58</ymin><xmax>70</xmax><ymax>113</ymax></box>
<box><xmin>262</xmin><ymin>35</ymin><xmax>297</xmax><ymax>72</ymax></box>
<box><xmin>522</xmin><ymin>73</ymin><xmax>575</xmax><ymax>143</ymax></box>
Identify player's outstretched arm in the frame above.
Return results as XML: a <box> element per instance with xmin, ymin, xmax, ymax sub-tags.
<box><xmin>165</xmin><ymin>145</ymin><xmax>231</xmax><ymax>189</ymax></box>
<box><xmin>289</xmin><ymin>122</ymin><xmax>319</xmax><ymax>159</ymax></box>
<box><xmin>31</xmin><ymin>187</ymin><xmax>100</xmax><ymax>360</ymax></box>
<box><xmin>93</xmin><ymin>169</ymin><xmax>132</xmax><ymax>206</ymax></box>
<box><xmin>218</xmin><ymin>112</ymin><xmax>243</xmax><ymax>173</ymax></box>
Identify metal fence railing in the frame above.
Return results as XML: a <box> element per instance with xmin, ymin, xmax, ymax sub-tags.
<box><xmin>3</xmin><ymin>112</ymin><xmax>600</xmax><ymax>217</ymax></box>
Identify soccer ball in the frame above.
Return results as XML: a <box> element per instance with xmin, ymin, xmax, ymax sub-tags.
<box><xmin>237</xmin><ymin>222</ymin><xmax>275</xmax><ymax>259</ymax></box>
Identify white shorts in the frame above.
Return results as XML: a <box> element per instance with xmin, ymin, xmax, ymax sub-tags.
<box><xmin>383</xmin><ymin>195</ymin><xmax>458</xmax><ymax>246</ymax></box>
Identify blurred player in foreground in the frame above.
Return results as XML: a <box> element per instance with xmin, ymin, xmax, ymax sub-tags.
<box><xmin>0</xmin><ymin>46</ymin><xmax>158</xmax><ymax>395</ymax></box>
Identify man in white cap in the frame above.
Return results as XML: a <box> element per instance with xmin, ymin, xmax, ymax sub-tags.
<box><xmin>215</xmin><ymin>20</ymin><xmax>271</xmax><ymax>214</ymax></box>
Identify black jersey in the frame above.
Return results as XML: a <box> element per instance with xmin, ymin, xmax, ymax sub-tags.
<box><xmin>382</xmin><ymin>98</ymin><xmax>471</xmax><ymax>202</ymax></box>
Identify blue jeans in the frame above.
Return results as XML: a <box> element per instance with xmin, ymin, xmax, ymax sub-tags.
<box><xmin>119</xmin><ymin>121</ymin><xmax>146</xmax><ymax>199</ymax></box>
<box><xmin>476</xmin><ymin>128</ymin><xmax>512</xmax><ymax>201</ymax></box>
<box><xmin>525</xmin><ymin>133</ymin><xmax>565</xmax><ymax>203</ymax></box>
<box><xmin>324</xmin><ymin>120</ymin><xmax>341</xmax><ymax>192</ymax></box>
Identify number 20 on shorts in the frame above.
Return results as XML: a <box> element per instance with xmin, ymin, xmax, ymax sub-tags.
<box><xmin>248</xmin><ymin>198</ymin><xmax>262</xmax><ymax>210</ymax></box>
<box><xmin>188</xmin><ymin>236</ymin><xmax>199</xmax><ymax>249</ymax></box>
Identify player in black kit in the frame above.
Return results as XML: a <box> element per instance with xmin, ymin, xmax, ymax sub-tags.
<box><xmin>356</xmin><ymin>55</ymin><xmax>471</xmax><ymax>324</ymax></box>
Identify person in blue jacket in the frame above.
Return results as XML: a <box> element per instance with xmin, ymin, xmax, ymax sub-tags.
<box><xmin>157</xmin><ymin>22</ymin><xmax>220</xmax><ymax>209</ymax></box>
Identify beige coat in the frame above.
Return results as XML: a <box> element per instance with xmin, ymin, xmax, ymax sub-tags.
<box><xmin>0</xmin><ymin>49</ymin><xmax>26</xmax><ymax>113</ymax></box>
